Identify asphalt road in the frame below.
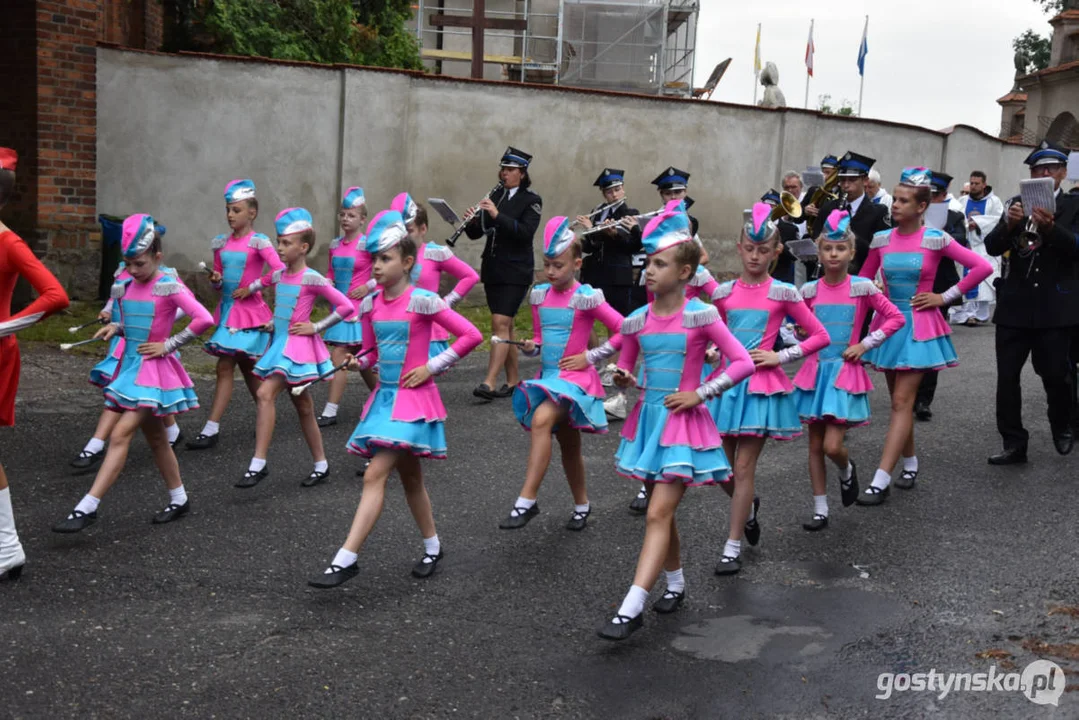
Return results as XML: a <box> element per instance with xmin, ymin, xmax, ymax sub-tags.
<box><xmin>2</xmin><ymin>326</ymin><xmax>1077</xmax><ymax>719</ymax></box>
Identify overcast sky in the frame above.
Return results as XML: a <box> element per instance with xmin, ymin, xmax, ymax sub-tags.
<box><xmin>693</xmin><ymin>0</ymin><xmax>1055</xmax><ymax>135</ymax></box>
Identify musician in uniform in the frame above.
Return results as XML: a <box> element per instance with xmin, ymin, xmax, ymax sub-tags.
<box><xmin>914</xmin><ymin>171</ymin><xmax>968</xmax><ymax>421</ymax></box>
<box><xmin>807</xmin><ymin>151</ymin><xmax>890</xmax><ymax>274</ymax></box>
<box><xmin>464</xmin><ymin>146</ymin><xmax>543</xmax><ymax>401</ymax></box>
<box><xmin>761</xmin><ymin>188</ymin><xmax>801</xmax><ymax>285</ymax></box>
<box><xmin>577</xmin><ymin>168</ymin><xmax>642</xmax><ymax>316</ymax></box>
<box><xmin>985</xmin><ymin>141</ymin><xmax>1079</xmax><ymax>464</ymax></box>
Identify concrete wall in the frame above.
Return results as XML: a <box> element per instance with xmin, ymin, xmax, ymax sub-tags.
<box><xmin>97</xmin><ymin>47</ymin><xmax>1033</xmax><ymax>293</ymax></box>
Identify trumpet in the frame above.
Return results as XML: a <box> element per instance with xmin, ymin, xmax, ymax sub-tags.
<box><xmin>579</xmin><ymin>206</ymin><xmax>663</xmax><ymax>237</ymax></box>
<box><xmin>570</xmin><ymin>199</ymin><xmax>625</xmax><ymax>229</ymax></box>
<box><xmin>446</xmin><ymin>182</ymin><xmax>505</xmax><ymax>247</ymax></box>
<box><xmin>805</xmin><ymin>168</ymin><xmax>841</xmax><ymax>209</ymax></box>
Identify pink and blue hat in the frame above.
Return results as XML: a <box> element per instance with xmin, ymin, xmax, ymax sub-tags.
<box><xmin>743</xmin><ymin>202</ymin><xmax>777</xmax><ymax>243</ymax></box>
<box><xmin>899</xmin><ymin>167</ymin><xmax>933</xmax><ymax>188</ymax></box>
<box><xmin>275</xmin><ymin>207</ymin><xmax>313</xmax><ymax>236</ymax></box>
<box><xmin>341</xmin><ymin>186</ymin><xmax>366</xmax><ymax>210</ymax></box>
<box><xmin>641</xmin><ymin>199</ymin><xmax>693</xmax><ymax>256</ymax></box>
<box><xmin>390</xmin><ymin>192</ymin><xmax>418</xmax><ymax>225</ymax></box>
<box><xmin>542</xmin><ymin>216</ymin><xmax>576</xmax><ymax>258</ymax></box>
<box><xmin>365</xmin><ymin>210</ymin><xmax>408</xmax><ymax>254</ymax></box>
<box><xmin>224</xmin><ymin>179</ymin><xmax>256</xmax><ymax>204</ymax></box>
<box><xmin>121</xmin><ymin>214</ymin><xmax>158</xmax><ymax>259</ymax></box>
<box><xmin>822</xmin><ymin>209</ymin><xmax>852</xmax><ymax>241</ymax></box>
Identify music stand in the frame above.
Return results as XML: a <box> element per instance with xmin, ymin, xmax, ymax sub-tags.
<box><xmin>427</xmin><ymin>198</ymin><xmax>461</xmax><ymax>226</ymax></box>
<box><xmin>697</xmin><ymin>59</ymin><xmax>731</xmax><ymax>100</ymax></box>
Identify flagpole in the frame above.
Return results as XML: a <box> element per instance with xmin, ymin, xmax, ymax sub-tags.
<box><xmin>804</xmin><ymin>19</ymin><xmax>813</xmax><ymax>109</ymax></box>
<box><xmin>857</xmin><ymin>15</ymin><xmax>867</xmax><ymax>116</ymax></box>
<box><xmin>753</xmin><ymin>22</ymin><xmax>760</xmax><ymax>105</ymax></box>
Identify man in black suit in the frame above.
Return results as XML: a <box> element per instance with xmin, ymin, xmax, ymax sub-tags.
<box><xmin>985</xmin><ymin>140</ymin><xmax>1079</xmax><ymax>464</ymax></box>
<box><xmin>577</xmin><ymin>168</ymin><xmax>642</xmax><ymax>316</ymax></box>
<box><xmin>464</xmin><ymin>146</ymin><xmax>543</xmax><ymax>401</ymax></box>
<box><xmin>914</xmin><ymin>171</ymin><xmax>969</xmax><ymax>420</ymax></box>
<box><xmin>807</xmin><ymin>151</ymin><xmax>890</xmax><ymax>274</ymax></box>
<box><xmin>760</xmin><ymin>188</ymin><xmax>801</xmax><ymax>285</ymax></box>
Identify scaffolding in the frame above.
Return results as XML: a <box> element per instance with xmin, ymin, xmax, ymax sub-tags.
<box><xmin>413</xmin><ymin>1</ymin><xmax>699</xmax><ymax>97</ymax></box>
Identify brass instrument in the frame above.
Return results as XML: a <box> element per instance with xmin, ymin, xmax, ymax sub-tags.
<box><xmin>1019</xmin><ymin>217</ymin><xmax>1041</xmax><ymax>250</ymax></box>
<box><xmin>805</xmin><ymin>168</ymin><xmax>841</xmax><ymax>209</ymax></box>
<box><xmin>769</xmin><ymin>191</ymin><xmax>803</xmax><ymax>222</ymax></box>
<box><xmin>446</xmin><ymin>182</ymin><xmax>505</xmax><ymax>247</ymax></box>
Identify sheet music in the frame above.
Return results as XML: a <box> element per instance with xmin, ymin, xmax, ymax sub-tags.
<box><xmin>1068</xmin><ymin>151</ymin><xmax>1079</xmax><ymax>181</ymax></box>
<box><xmin>1019</xmin><ymin>177</ymin><xmax>1056</xmax><ymax>214</ymax></box>
<box><xmin>785</xmin><ymin>238</ymin><xmax>819</xmax><ymax>261</ymax></box>
<box><xmin>803</xmin><ymin>168</ymin><xmax>825</xmax><ymax>188</ymax></box>
<box><xmin>426</xmin><ymin>198</ymin><xmax>460</xmax><ymax>226</ymax></box>
<box><xmin>925</xmin><ymin>202</ymin><xmax>949</xmax><ymax>231</ymax></box>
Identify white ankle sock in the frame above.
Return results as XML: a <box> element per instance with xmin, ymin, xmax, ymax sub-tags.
<box><xmin>723</xmin><ymin>539</ymin><xmax>742</xmax><ymax>559</ymax></box>
<box><xmin>814</xmin><ymin>494</ymin><xmax>829</xmax><ymax>517</ymax></box>
<box><xmin>636</xmin><ymin>485</ymin><xmax>647</xmax><ymax>499</ymax></box>
<box><xmin>83</xmin><ymin>437</ymin><xmax>105</xmax><ymax>454</ymax></box>
<box><xmin>321</xmin><ymin>402</ymin><xmax>339</xmax><ymax>418</ymax></box>
<box><xmin>74</xmin><ymin>494</ymin><xmax>100</xmax><ymax>516</ymax></box>
<box><xmin>0</xmin><ymin>487</ymin><xmax>21</xmax><ymax>548</ymax></box>
<box><xmin>615</xmin><ymin>584</ymin><xmax>649</xmax><ymax>621</ymax></box>
<box><xmin>747</xmin><ymin>499</ymin><xmax>757</xmax><ymax>523</ymax></box>
<box><xmin>314</xmin><ymin>460</ymin><xmax>328</xmax><ymax>473</ymax></box>
<box><xmin>201</xmin><ymin>421</ymin><xmax>220</xmax><ymax>437</ymax></box>
<box><xmin>574</xmin><ymin>503</ymin><xmax>590</xmax><ymax>514</ymax></box>
<box><xmin>515</xmin><ymin>496</ymin><xmax>536</xmax><ymax>510</ymax></box>
<box><xmin>871</xmin><ymin>469</ymin><xmax>892</xmax><ymax>490</ymax></box>
<box><xmin>168</xmin><ymin>485</ymin><xmax>188</xmax><ymax>507</ymax></box>
<box><xmin>248</xmin><ymin>457</ymin><xmax>267</xmax><ymax>473</ymax></box>
<box><xmin>665</xmin><ymin>568</ymin><xmax>685</xmax><ymax>594</ymax></box>
<box><xmin>840</xmin><ymin>461</ymin><xmax>853</xmax><ymax>483</ymax></box>
<box><xmin>166</xmin><ymin>424</ymin><xmax>180</xmax><ymax>443</ymax></box>
<box><xmin>423</xmin><ymin>534</ymin><xmax>440</xmax><ymax>560</ymax></box>
<box><xmin>902</xmin><ymin>455</ymin><xmax>918</xmax><ymax>473</ymax></box>
<box><xmin>328</xmin><ymin>548</ymin><xmax>357</xmax><ymax>571</ymax></box>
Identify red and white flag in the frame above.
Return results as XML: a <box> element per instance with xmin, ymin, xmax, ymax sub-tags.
<box><xmin>805</xmin><ymin>20</ymin><xmax>815</xmax><ymax>77</ymax></box>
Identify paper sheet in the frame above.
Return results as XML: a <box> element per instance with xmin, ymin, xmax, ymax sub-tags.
<box><xmin>1019</xmin><ymin>177</ymin><xmax>1057</xmax><ymax>214</ymax></box>
<box><xmin>1068</xmin><ymin>151</ymin><xmax>1079</xmax><ymax>181</ymax></box>
<box><xmin>786</xmin><ymin>238</ymin><xmax>820</xmax><ymax>261</ymax></box>
<box><xmin>925</xmin><ymin>202</ymin><xmax>949</xmax><ymax>231</ymax></box>
<box><xmin>803</xmin><ymin>167</ymin><xmax>826</xmax><ymax>188</ymax></box>
<box><xmin>426</xmin><ymin>198</ymin><xmax>460</xmax><ymax>226</ymax></box>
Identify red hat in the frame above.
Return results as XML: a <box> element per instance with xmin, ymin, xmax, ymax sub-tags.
<box><xmin>0</xmin><ymin>148</ymin><xmax>16</xmax><ymax>172</ymax></box>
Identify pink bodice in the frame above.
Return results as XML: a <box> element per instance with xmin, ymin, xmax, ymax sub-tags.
<box><xmin>212</xmin><ymin>231</ymin><xmax>285</xmax><ymax>329</ymax></box>
<box><xmin>411</xmin><ymin>243</ymin><xmax>479</xmax><ymax>342</ymax></box>
<box><xmin>327</xmin><ymin>233</ymin><xmax>372</xmax><ymax>321</ymax></box>
<box><xmin>266</xmin><ymin>267</ymin><xmax>355</xmax><ymax>364</ymax></box>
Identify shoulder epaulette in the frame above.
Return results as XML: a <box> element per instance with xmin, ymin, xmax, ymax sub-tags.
<box><xmin>569</xmin><ymin>284</ymin><xmax>605</xmax><ymax>310</ymax></box>
<box><xmin>767</xmin><ymin>280</ymin><xmax>803</xmax><ymax>303</ymax></box>
<box><xmin>407</xmin><ymin>288</ymin><xmax>448</xmax><ymax>315</ymax></box>
<box><xmin>683</xmin><ymin>298</ymin><xmax>719</xmax><ymax>328</ymax></box>
<box><xmin>530</xmin><ymin>283</ymin><xmax>551</xmax><ymax>305</ymax></box>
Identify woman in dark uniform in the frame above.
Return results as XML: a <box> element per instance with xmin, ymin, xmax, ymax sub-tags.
<box><xmin>464</xmin><ymin>147</ymin><xmax>542</xmax><ymax>400</ymax></box>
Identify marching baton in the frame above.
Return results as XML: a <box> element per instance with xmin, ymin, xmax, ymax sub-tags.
<box><xmin>68</xmin><ymin>317</ymin><xmax>107</xmax><ymax>334</ymax></box>
<box><xmin>613</xmin><ymin>367</ymin><xmax>650</xmax><ymax>391</ymax></box>
<box><xmin>290</xmin><ymin>347</ymin><xmax>375</xmax><ymax>396</ymax></box>
<box><xmin>490</xmin><ymin>336</ymin><xmax>536</xmax><ymax>348</ymax></box>
<box><xmin>59</xmin><ymin>337</ymin><xmax>105</xmax><ymax>352</ymax></box>
<box><xmin>197</xmin><ymin>261</ymin><xmax>214</xmax><ymax>275</ymax></box>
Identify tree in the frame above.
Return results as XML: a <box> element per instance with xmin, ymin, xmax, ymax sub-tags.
<box><xmin>1013</xmin><ymin>29</ymin><xmax>1052</xmax><ymax>75</ymax></box>
<box><xmin>817</xmin><ymin>94</ymin><xmax>855</xmax><ymax>117</ymax></box>
<box><xmin>163</xmin><ymin>0</ymin><xmax>422</xmax><ymax>70</ymax></box>
<box><xmin>1034</xmin><ymin>0</ymin><xmax>1065</xmax><ymax>13</ymax></box>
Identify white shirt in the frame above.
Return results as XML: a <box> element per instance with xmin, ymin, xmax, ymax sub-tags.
<box><xmin>847</xmin><ymin>192</ymin><xmax>865</xmax><ymax>218</ymax></box>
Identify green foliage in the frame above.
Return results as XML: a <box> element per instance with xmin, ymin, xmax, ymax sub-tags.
<box><xmin>1013</xmin><ymin>29</ymin><xmax>1052</xmax><ymax>74</ymax></box>
<box><xmin>1035</xmin><ymin>0</ymin><xmax>1065</xmax><ymax>13</ymax></box>
<box><xmin>817</xmin><ymin>94</ymin><xmax>855</xmax><ymax>116</ymax></box>
<box><xmin>165</xmin><ymin>0</ymin><xmax>422</xmax><ymax>70</ymax></box>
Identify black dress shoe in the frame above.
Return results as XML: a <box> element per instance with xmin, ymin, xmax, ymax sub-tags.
<box><xmin>744</xmin><ymin>496</ymin><xmax>761</xmax><ymax>546</ymax></box>
<box><xmin>914</xmin><ymin>402</ymin><xmax>932</xmax><ymax>421</ymax></box>
<box><xmin>894</xmin><ymin>469</ymin><xmax>918</xmax><ymax>490</ymax></box>
<box><xmin>70</xmin><ymin>448</ymin><xmax>105</xmax><ymax>471</ymax></box>
<box><xmin>802</xmin><ymin>513</ymin><xmax>829</xmax><ymax>532</ymax></box>
<box><xmin>840</xmin><ymin>462</ymin><xmax>859</xmax><ymax>507</ymax></box>
<box><xmin>498</xmin><ymin>504</ymin><xmax>539</xmax><ymax>529</ymax></box>
<box><xmin>186</xmin><ymin>433</ymin><xmax>219</xmax><ymax>450</ymax></box>
<box><xmin>169</xmin><ymin>431</ymin><xmax>184</xmax><ymax>450</ymax></box>
<box><xmin>1053</xmin><ymin>429</ymin><xmax>1074</xmax><ymax>456</ymax></box>
<box><xmin>1</xmin><ymin>564</ymin><xmax>24</xmax><ymax>581</ymax></box>
<box><xmin>714</xmin><ymin>554</ymin><xmax>742</xmax><ymax>576</ymax></box>
<box><xmin>597</xmin><ymin>613</ymin><xmax>643</xmax><ymax>641</ymax></box>
<box><xmin>235</xmin><ymin>467</ymin><xmax>269</xmax><ymax>489</ymax></box>
<box><xmin>629</xmin><ymin>486</ymin><xmax>650</xmax><ymax>515</ymax></box>
<box><xmin>653</xmin><ymin>589</ymin><xmax>685</xmax><ymax>614</ymax></box>
<box><xmin>493</xmin><ymin>384</ymin><xmax>515</xmax><ymax>398</ymax></box>
<box><xmin>988</xmin><ymin>447</ymin><xmax>1028</xmax><ymax>465</ymax></box>
<box><xmin>152</xmin><ymin>500</ymin><xmax>190</xmax><ymax>524</ymax></box>
<box><xmin>301</xmin><ymin>468</ymin><xmax>331</xmax><ymax>487</ymax></box>
<box><xmin>565</xmin><ymin>509</ymin><xmax>590</xmax><ymax>531</ymax></box>
<box><xmin>308</xmin><ymin>563</ymin><xmax>359</xmax><ymax>589</ymax></box>
<box><xmin>411</xmin><ymin>550</ymin><xmax>443</xmax><ymax>578</ymax></box>
<box><xmin>52</xmin><ymin>510</ymin><xmax>98</xmax><ymax>534</ymax></box>
<box><xmin>856</xmin><ymin>485</ymin><xmax>890</xmax><ymax>506</ymax></box>
<box><xmin>472</xmin><ymin>383</ymin><xmax>495</xmax><ymax>401</ymax></box>
<box><xmin>316</xmin><ymin>415</ymin><xmax>338</xmax><ymax>428</ymax></box>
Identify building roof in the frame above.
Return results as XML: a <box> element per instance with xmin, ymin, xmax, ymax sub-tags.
<box><xmin>996</xmin><ymin>91</ymin><xmax>1027</xmax><ymax>104</ymax></box>
<box><xmin>1049</xmin><ymin>9</ymin><xmax>1079</xmax><ymax>24</ymax></box>
<box><xmin>1021</xmin><ymin>58</ymin><xmax>1079</xmax><ymax>81</ymax></box>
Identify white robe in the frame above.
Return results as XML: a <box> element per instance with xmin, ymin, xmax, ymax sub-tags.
<box><xmin>955</xmin><ymin>192</ymin><xmax>1005</xmax><ymax>304</ymax></box>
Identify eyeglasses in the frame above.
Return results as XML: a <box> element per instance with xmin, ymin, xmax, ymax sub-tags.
<box><xmin>1030</xmin><ymin>165</ymin><xmax>1062</xmax><ymax>177</ymax></box>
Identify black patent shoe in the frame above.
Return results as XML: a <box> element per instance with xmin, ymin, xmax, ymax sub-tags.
<box><xmin>714</xmin><ymin>554</ymin><xmax>742</xmax><ymax>576</ymax></box>
<box><xmin>1</xmin><ymin>564</ymin><xmax>24</xmax><ymax>581</ymax></box>
<box><xmin>52</xmin><ymin>510</ymin><xmax>98</xmax><ymax>534</ymax></box>
<box><xmin>597</xmin><ymin>613</ymin><xmax>643</xmax><ymax>641</ymax></box>
<box><xmin>840</xmin><ymin>463</ymin><xmax>859</xmax><ymax>507</ymax></box>
<box><xmin>70</xmin><ymin>448</ymin><xmax>105</xmax><ymax>471</ymax></box>
<box><xmin>914</xmin><ymin>401</ymin><xmax>932</xmax><ymax>421</ymax></box>
<box><xmin>1053</xmin><ymin>428</ymin><xmax>1074</xmax><ymax>456</ymax></box>
<box><xmin>185</xmin><ymin>433</ymin><xmax>219</xmax><ymax>451</ymax></box>
<box><xmin>301</xmin><ymin>468</ymin><xmax>330</xmax><ymax>488</ymax></box>
<box><xmin>316</xmin><ymin>415</ymin><xmax>338</xmax><ymax>428</ymax></box>
<box><xmin>169</xmin><ymin>431</ymin><xmax>184</xmax><ymax>450</ymax></box>
<box><xmin>802</xmin><ymin>513</ymin><xmax>829</xmax><ymax>532</ymax></box>
<box><xmin>493</xmin><ymin>384</ymin><xmax>515</xmax><ymax>398</ymax></box>
<box><xmin>856</xmin><ymin>484</ymin><xmax>890</xmax><ymax>506</ymax></box>
<box><xmin>566</xmin><ymin>509</ymin><xmax>590</xmax><ymax>531</ymax></box>
<box><xmin>743</xmin><ymin>496</ymin><xmax>761</xmax><ymax>546</ymax></box>
<box><xmin>472</xmin><ymin>383</ymin><xmax>495</xmax><ymax>401</ymax></box>
<box><xmin>152</xmin><ymin>500</ymin><xmax>190</xmax><ymax>524</ymax></box>
<box><xmin>235</xmin><ymin>467</ymin><xmax>269</xmax><ymax>489</ymax></box>
<box><xmin>308</xmin><ymin>563</ymin><xmax>359</xmax><ymax>589</ymax></box>
<box><xmin>653</xmin><ymin>589</ymin><xmax>685</xmax><ymax>614</ymax></box>
<box><xmin>894</xmin><ymin>469</ymin><xmax>918</xmax><ymax>490</ymax></box>
<box><xmin>411</xmin><ymin>550</ymin><xmax>443</xmax><ymax>579</ymax></box>
<box><xmin>498</xmin><ymin>503</ymin><xmax>539</xmax><ymax>529</ymax></box>
<box><xmin>988</xmin><ymin>447</ymin><xmax>1028</xmax><ymax>465</ymax></box>
<box><xmin>629</xmin><ymin>486</ymin><xmax>650</xmax><ymax>515</ymax></box>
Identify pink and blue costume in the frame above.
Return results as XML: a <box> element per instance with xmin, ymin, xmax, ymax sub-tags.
<box><xmin>393</xmin><ymin>193</ymin><xmax>481</xmax><ymax>358</ymax></box>
<box><xmin>323</xmin><ymin>187</ymin><xmax>371</xmax><ymax>349</ymax></box>
<box><xmin>512</xmin><ymin>217</ymin><xmax>624</xmax><ymax>433</ymax></box>
<box><xmin>709</xmin><ymin>204</ymin><xmax>830</xmax><ymax>440</ymax></box>
<box><xmin>347</xmin><ymin>210</ymin><xmax>483</xmax><ymax>459</ymax></box>
<box><xmin>612</xmin><ymin>203</ymin><xmax>755</xmax><ymax>485</ymax></box>
<box><xmin>204</xmin><ymin>179</ymin><xmax>285</xmax><ymax>359</ymax></box>
<box><xmin>794</xmin><ymin>213</ymin><xmax>905</xmax><ymax>425</ymax></box>
<box><xmin>857</xmin><ymin>168</ymin><xmax>994</xmax><ymax>372</ymax></box>
<box><xmin>104</xmin><ymin>215</ymin><xmax>215</xmax><ymax>416</ymax></box>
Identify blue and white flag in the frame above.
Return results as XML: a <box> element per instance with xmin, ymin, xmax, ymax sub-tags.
<box><xmin>857</xmin><ymin>17</ymin><xmax>869</xmax><ymax>77</ymax></box>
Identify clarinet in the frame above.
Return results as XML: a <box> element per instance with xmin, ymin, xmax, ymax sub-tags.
<box><xmin>446</xmin><ymin>182</ymin><xmax>505</xmax><ymax>248</ymax></box>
